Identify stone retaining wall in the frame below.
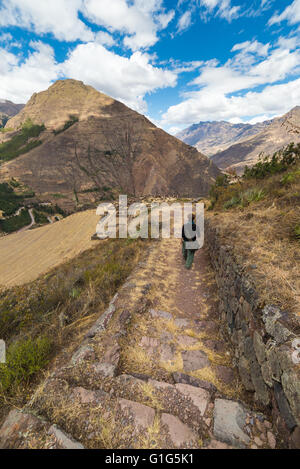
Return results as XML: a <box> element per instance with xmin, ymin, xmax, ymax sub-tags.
<box><xmin>205</xmin><ymin>220</ymin><xmax>300</xmax><ymax>448</ymax></box>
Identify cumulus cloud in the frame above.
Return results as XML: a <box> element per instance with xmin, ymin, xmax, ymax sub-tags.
<box><xmin>0</xmin><ymin>0</ymin><xmax>94</xmax><ymax>42</ymax></box>
<box><xmin>94</xmin><ymin>31</ymin><xmax>116</xmax><ymax>47</ymax></box>
<box><xmin>0</xmin><ymin>38</ymin><xmax>178</xmax><ymax>112</ymax></box>
<box><xmin>82</xmin><ymin>0</ymin><xmax>174</xmax><ymax>50</ymax></box>
<box><xmin>0</xmin><ymin>41</ymin><xmax>59</xmax><ymax>102</ymax></box>
<box><xmin>61</xmin><ymin>42</ymin><xmax>177</xmax><ymax>112</ymax></box>
<box><xmin>162</xmin><ymin>37</ymin><xmax>300</xmax><ymax>127</ymax></box>
<box><xmin>0</xmin><ymin>0</ymin><xmax>174</xmax><ymax>50</ymax></box>
<box><xmin>269</xmin><ymin>0</ymin><xmax>300</xmax><ymax>26</ymax></box>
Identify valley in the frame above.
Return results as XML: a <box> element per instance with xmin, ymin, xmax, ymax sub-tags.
<box><xmin>177</xmin><ymin>107</ymin><xmax>300</xmax><ymax>174</ymax></box>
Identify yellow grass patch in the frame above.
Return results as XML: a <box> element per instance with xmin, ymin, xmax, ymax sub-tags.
<box><xmin>139</xmin><ymin>382</ymin><xmax>163</xmax><ymax>410</ymax></box>
<box><xmin>159</xmin><ymin>351</ymin><xmax>183</xmax><ymax>373</ymax></box>
<box><xmin>0</xmin><ymin>209</ymin><xmax>100</xmax><ymax>287</ymax></box>
<box><xmin>138</xmin><ymin>414</ymin><xmax>162</xmax><ymax>449</ymax></box>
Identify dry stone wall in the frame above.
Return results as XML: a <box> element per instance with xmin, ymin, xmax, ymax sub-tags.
<box><xmin>205</xmin><ymin>220</ymin><xmax>300</xmax><ymax>448</ymax></box>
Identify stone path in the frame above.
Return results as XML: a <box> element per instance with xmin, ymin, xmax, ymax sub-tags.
<box><xmin>0</xmin><ymin>237</ymin><xmax>279</xmax><ymax>449</ymax></box>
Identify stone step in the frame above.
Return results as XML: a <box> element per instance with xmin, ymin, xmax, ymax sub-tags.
<box><xmin>0</xmin><ymin>409</ymin><xmax>84</xmax><ymax>449</ymax></box>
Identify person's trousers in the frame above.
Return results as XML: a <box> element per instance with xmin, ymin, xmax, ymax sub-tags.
<box><xmin>182</xmin><ymin>242</ymin><xmax>195</xmax><ymax>269</ymax></box>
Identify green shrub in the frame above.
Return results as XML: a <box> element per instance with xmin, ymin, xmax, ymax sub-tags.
<box><xmin>243</xmin><ymin>143</ymin><xmax>300</xmax><ymax>180</ymax></box>
<box><xmin>0</xmin><ymin>208</ymin><xmax>31</xmax><ymax>233</ymax></box>
<box><xmin>281</xmin><ymin>170</ymin><xmax>300</xmax><ymax>186</ymax></box>
<box><xmin>222</xmin><ymin>188</ymin><xmax>265</xmax><ymax>210</ymax></box>
<box><xmin>53</xmin><ymin>115</ymin><xmax>79</xmax><ymax>135</ymax></box>
<box><xmin>223</xmin><ymin>195</ymin><xmax>241</xmax><ymax>209</ymax></box>
<box><xmin>0</xmin><ymin>119</ymin><xmax>45</xmax><ymax>163</ymax></box>
<box><xmin>215</xmin><ymin>174</ymin><xmax>229</xmax><ymax>187</ymax></box>
<box><xmin>294</xmin><ymin>224</ymin><xmax>300</xmax><ymax>241</ymax></box>
<box><xmin>242</xmin><ymin>188</ymin><xmax>265</xmax><ymax>204</ymax></box>
<box><xmin>50</xmin><ymin>193</ymin><xmax>67</xmax><ymax>199</ymax></box>
<box><xmin>33</xmin><ymin>210</ymin><xmax>50</xmax><ymax>225</ymax></box>
<box><xmin>0</xmin><ymin>336</ymin><xmax>52</xmax><ymax>395</ymax></box>
<box><xmin>0</xmin><ymin>182</ymin><xmax>22</xmax><ymax>216</ymax></box>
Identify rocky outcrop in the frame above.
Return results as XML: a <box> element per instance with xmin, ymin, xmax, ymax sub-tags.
<box><xmin>206</xmin><ymin>220</ymin><xmax>300</xmax><ymax>448</ymax></box>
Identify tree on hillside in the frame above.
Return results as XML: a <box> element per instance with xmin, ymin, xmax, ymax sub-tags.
<box><xmin>74</xmin><ymin>122</ymin><xmax>142</xmax><ymax>197</ymax></box>
<box><xmin>65</xmin><ymin>159</ymin><xmax>80</xmax><ymax>205</ymax></box>
<box><xmin>105</xmin><ymin>121</ymin><xmax>142</xmax><ymax>196</ymax></box>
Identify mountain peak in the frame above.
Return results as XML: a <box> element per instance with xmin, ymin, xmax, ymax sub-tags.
<box><xmin>1</xmin><ymin>79</ymin><xmax>219</xmax><ymax>206</ymax></box>
<box><xmin>6</xmin><ymin>79</ymin><xmax>115</xmax><ymax>131</ymax></box>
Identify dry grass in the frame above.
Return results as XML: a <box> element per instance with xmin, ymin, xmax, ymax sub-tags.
<box><xmin>208</xmin><ymin>207</ymin><xmax>300</xmax><ymax>314</ymax></box>
<box><xmin>139</xmin><ymin>382</ymin><xmax>164</xmax><ymax>410</ymax></box>
<box><xmin>159</xmin><ymin>351</ymin><xmax>183</xmax><ymax>373</ymax></box>
<box><xmin>207</xmin><ymin>164</ymin><xmax>300</xmax><ymax>315</ymax></box>
<box><xmin>191</xmin><ymin>367</ymin><xmax>243</xmax><ymax>400</ymax></box>
<box><xmin>0</xmin><ymin>209</ymin><xmax>100</xmax><ymax>287</ymax></box>
<box><xmin>121</xmin><ymin>344</ymin><xmax>154</xmax><ymax>375</ymax></box>
<box><xmin>138</xmin><ymin>414</ymin><xmax>162</xmax><ymax>449</ymax></box>
<box><xmin>96</xmin><ymin>405</ymin><xmax>134</xmax><ymax>449</ymax></box>
<box><xmin>0</xmin><ymin>237</ymin><xmax>146</xmax><ymax>424</ymax></box>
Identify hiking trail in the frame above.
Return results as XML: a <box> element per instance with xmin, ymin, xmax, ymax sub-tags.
<box><xmin>0</xmin><ymin>236</ymin><xmax>279</xmax><ymax>449</ymax></box>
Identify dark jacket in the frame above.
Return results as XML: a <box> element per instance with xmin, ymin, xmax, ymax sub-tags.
<box><xmin>182</xmin><ymin>221</ymin><xmax>197</xmax><ymax>242</ymax></box>
<box><xmin>182</xmin><ymin>221</ymin><xmax>201</xmax><ymax>251</ymax></box>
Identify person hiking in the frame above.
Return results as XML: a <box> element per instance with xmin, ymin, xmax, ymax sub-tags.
<box><xmin>181</xmin><ymin>213</ymin><xmax>200</xmax><ymax>270</ymax></box>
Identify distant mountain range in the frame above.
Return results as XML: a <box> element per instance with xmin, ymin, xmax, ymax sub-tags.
<box><xmin>176</xmin><ymin>107</ymin><xmax>300</xmax><ymax>173</ymax></box>
<box><xmin>176</xmin><ymin>120</ymin><xmax>272</xmax><ymax>156</ymax></box>
<box><xmin>0</xmin><ymin>79</ymin><xmax>219</xmax><ymax>210</ymax></box>
<box><xmin>0</xmin><ymin>100</ymin><xmax>24</xmax><ymax>127</ymax></box>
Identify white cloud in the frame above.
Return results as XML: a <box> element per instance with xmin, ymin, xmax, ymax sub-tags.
<box><xmin>177</xmin><ymin>10</ymin><xmax>192</xmax><ymax>32</ymax></box>
<box><xmin>200</xmin><ymin>0</ymin><xmax>241</xmax><ymax>21</ymax></box>
<box><xmin>0</xmin><ymin>33</ymin><xmax>13</xmax><ymax>43</ymax></box>
<box><xmin>228</xmin><ymin>117</ymin><xmax>243</xmax><ymax>123</ymax></box>
<box><xmin>231</xmin><ymin>40</ymin><xmax>270</xmax><ymax>57</ymax></box>
<box><xmin>176</xmin><ymin>0</ymin><xmax>241</xmax><ymax>23</ymax></box>
<box><xmin>248</xmin><ymin>113</ymin><xmax>277</xmax><ymax>124</ymax></box>
<box><xmin>94</xmin><ymin>31</ymin><xmax>116</xmax><ymax>47</ymax></box>
<box><xmin>168</xmin><ymin>125</ymin><xmax>185</xmax><ymax>135</ymax></box>
<box><xmin>61</xmin><ymin>42</ymin><xmax>177</xmax><ymax>113</ymax></box>
<box><xmin>0</xmin><ymin>37</ymin><xmax>178</xmax><ymax>111</ymax></box>
<box><xmin>269</xmin><ymin>0</ymin><xmax>300</xmax><ymax>26</ymax></box>
<box><xmin>0</xmin><ymin>41</ymin><xmax>59</xmax><ymax>102</ymax></box>
<box><xmin>161</xmin><ymin>37</ymin><xmax>300</xmax><ymax>127</ymax></box>
<box><xmin>0</xmin><ymin>0</ymin><xmax>174</xmax><ymax>50</ymax></box>
<box><xmin>0</xmin><ymin>0</ymin><xmax>94</xmax><ymax>42</ymax></box>
<box><xmin>82</xmin><ymin>0</ymin><xmax>174</xmax><ymax>50</ymax></box>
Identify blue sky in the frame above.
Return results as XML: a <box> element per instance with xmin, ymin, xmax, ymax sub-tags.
<box><xmin>0</xmin><ymin>0</ymin><xmax>299</xmax><ymax>133</ymax></box>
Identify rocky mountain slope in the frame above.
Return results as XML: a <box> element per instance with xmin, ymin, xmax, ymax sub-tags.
<box><xmin>0</xmin><ymin>100</ymin><xmax>24</xmax><ymax>127</ymax></box>
<box><xmin>177</xmin><ymin>107</ymin><xmax>300</xmax><ymax>174</ymax></box>
<box><xmin>176</xmin><ymin>120</ymin><xmax>272</xmax><ymax>156</ymax></box>
<box><xmin>210</xmin><ymin>107</ymin><xmax>300</xmax><ymax>173</ymax></box>
<box><xmin>1</xmin><ymin>80</ymin><xmax>219</xmax><ymax>208</ymax></box>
